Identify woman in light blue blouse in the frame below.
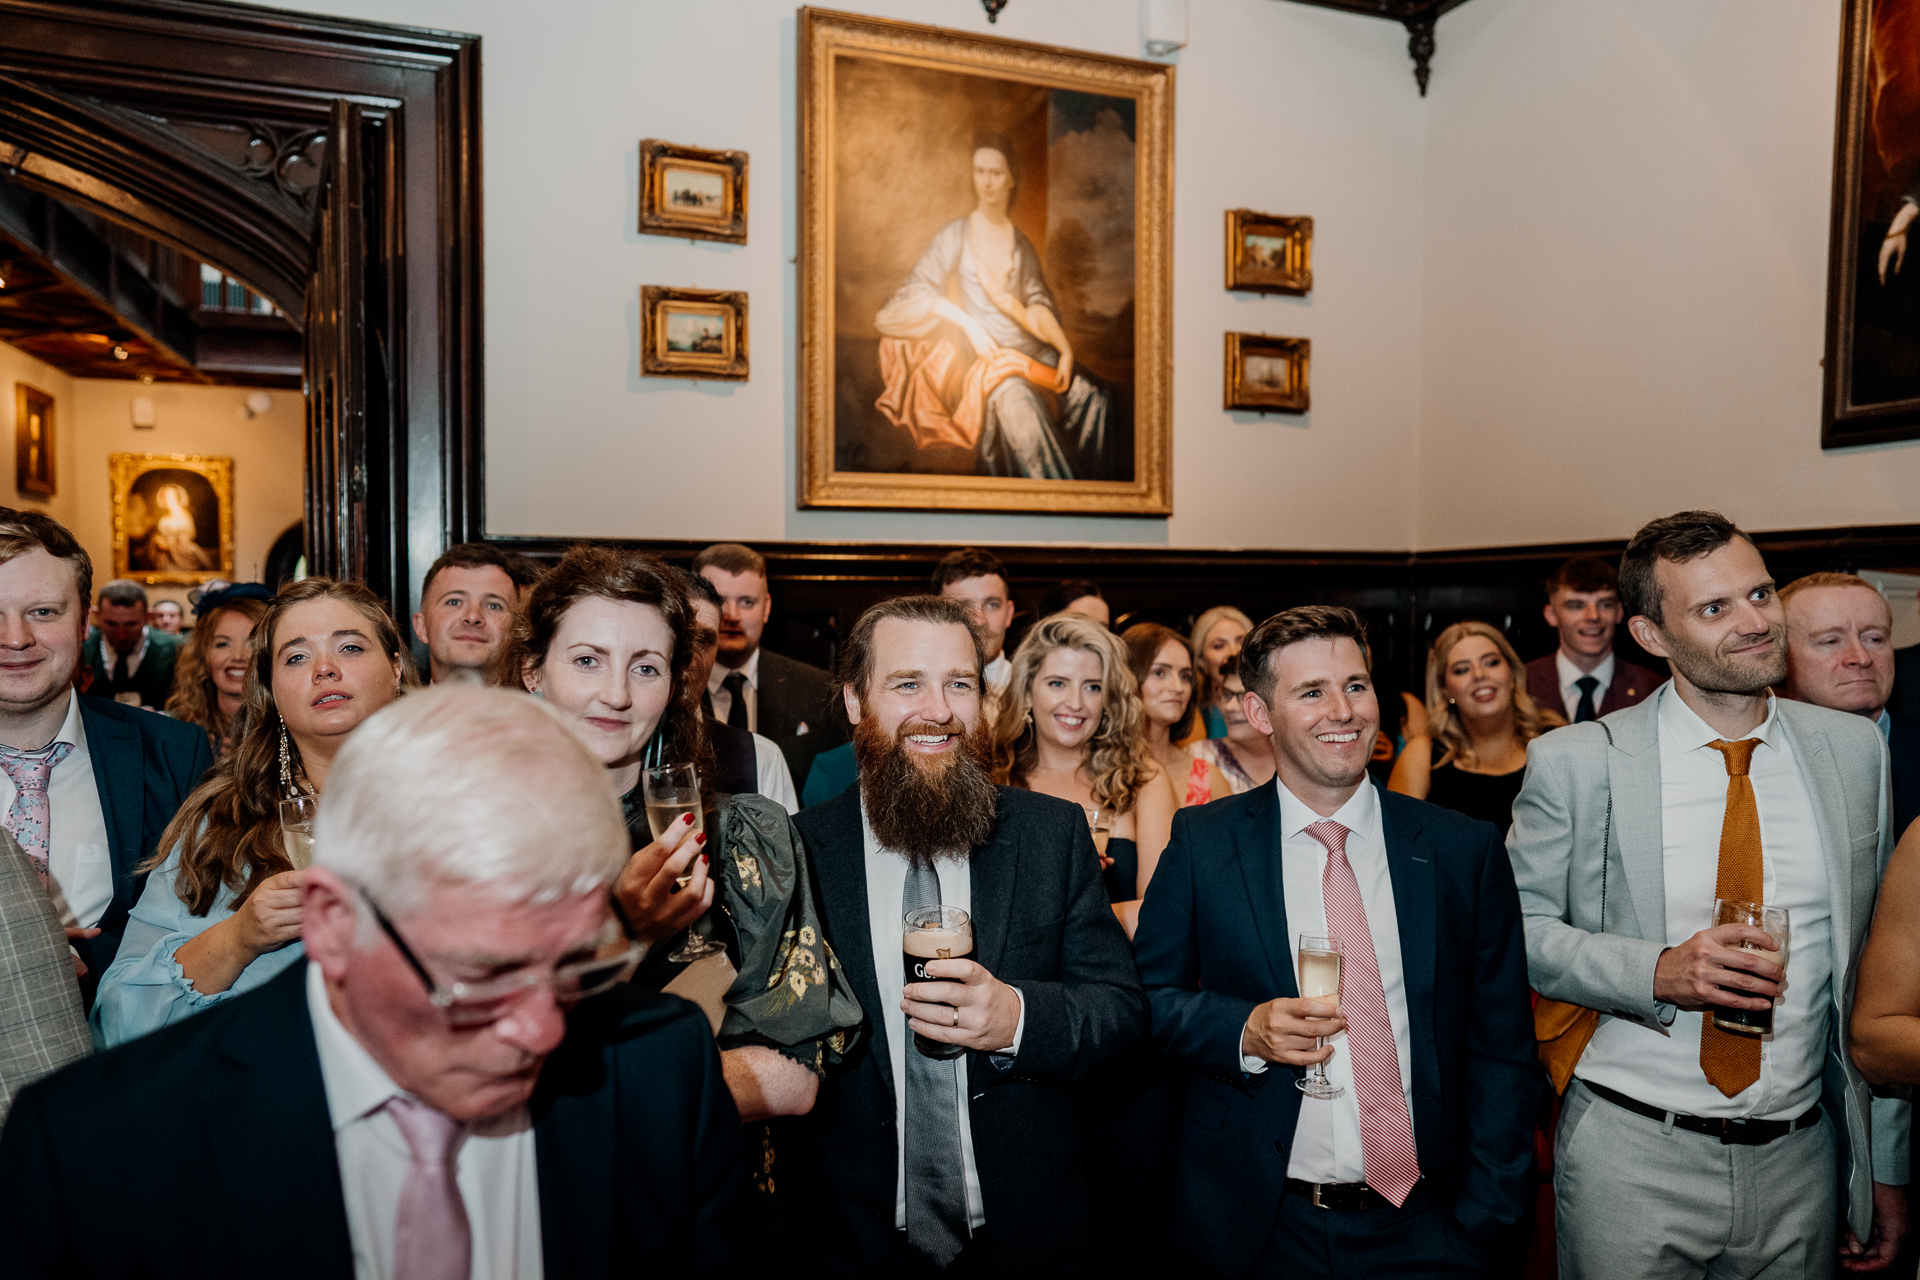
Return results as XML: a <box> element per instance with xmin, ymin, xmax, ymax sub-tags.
<box><xmin>91</xmin><ymin>578</ymin><xmax>417</xmax><ymax>1047</ymax></box>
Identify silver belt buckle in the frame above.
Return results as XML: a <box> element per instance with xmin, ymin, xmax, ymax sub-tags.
<box><xmin>1311</xmin><ymin>1183</ymin><xmax>1326</xmax><ymax>1209</ymax></box>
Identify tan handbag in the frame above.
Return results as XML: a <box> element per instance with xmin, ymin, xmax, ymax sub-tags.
<box><xmin>1534</xmin><ymin>722</ymin><xmax>1612</xmax><ymax>1095</ymax></box>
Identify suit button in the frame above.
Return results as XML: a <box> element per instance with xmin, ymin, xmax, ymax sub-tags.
<box><xmin>1274</xmin><ymin>1140</ymin><xmax>1287</xmax><ymax>1154</ymax></box>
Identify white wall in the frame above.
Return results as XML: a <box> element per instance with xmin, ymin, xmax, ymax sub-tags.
<box><xmin>255</xmin><ymin>0</ymin><xmax>1428</xmax><ymax>551</ymax></box>
<box><xmin>1419</xmin><ymin>0</ymin><xmax>1920</xmax><ymax>550</ymax></box>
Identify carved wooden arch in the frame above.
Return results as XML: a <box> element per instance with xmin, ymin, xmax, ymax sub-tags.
<box><xmin>0</xmin><ymin>0</ymin><xmax>483</xmax><ymax>621</ymax></box>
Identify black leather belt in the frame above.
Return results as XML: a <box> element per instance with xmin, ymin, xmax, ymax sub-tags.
<box><xmin>1284</xmin><ymin>1178</ymin><xmax>1419</xmax><ymax>1211</ymax></box>
<box><xmin>1582</xmin><ymin>1080</ymin><xmax>1821</xmax><ymax>1146</ymax></box>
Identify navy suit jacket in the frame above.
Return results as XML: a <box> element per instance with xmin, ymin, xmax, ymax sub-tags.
<box><xmin>1132</xmin><ymin>781</ymin><xmax>1541</xmax><ymax>1274</ymax></box>
<box><xmin>0</xmin><ymin>962</ymin><xmax>764</xmax><ymax>1278</ymax></box>
<box><xmin>75</xmin><ymin>694</ymin><xmax>212</xmax><ymax>978</ymax></box>
<box><xmin>1890</xmin><ymin>713</ymin><xmax>1920</xmax><ymax>845</ymax></box>
<box><xmin>777</xmin><ymin>785</ymin><xmax>1146</xmax><ymax>1279</ymax></box>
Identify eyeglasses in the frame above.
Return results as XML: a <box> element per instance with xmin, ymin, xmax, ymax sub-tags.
<box><xmin>359</xmin><ymin>889</ymin><xmax>643</xmax><ymax>1028</ymax></box>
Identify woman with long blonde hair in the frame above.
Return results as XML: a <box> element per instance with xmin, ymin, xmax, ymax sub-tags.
<box><xmin>1389</xmin><ymin>619</ymin><xmax>1561</xmax><ymax>834</ymax></box>
<box><xmin>163</xmin><ymin>586</ymin><xmax>271</xmax><ymax>757</ymax></box>
<box><xmin>992</xmin><ymin>612</ymin><xmax>1173</xmax><ymax>937</ymax></box>
<box><xmin>93</xmin><ymin>578</ymin><xmax>418</xmax><ymax>1046</ymax></box>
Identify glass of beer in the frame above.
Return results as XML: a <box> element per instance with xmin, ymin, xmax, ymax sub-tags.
<box><xmin>278</xmin><ymin>796</ymin><xmax>316</xmax><ymax>870</ymax></box>
<box><xmin>904</xmin><ymin>905</ymin><xmax>973</xmax><ymax>1060</ymax></box>
<box><xmin>643</xmin><ymin>764</ymin><xmax>720</xmax><ymax>963</ymax></box>
<box><xmin>1296</xmin><ymin>933</ymin><xmax>1344</xmax><ymax>1100</ymax></box>
<box><xmin>1710</xmin><ymin>899</ymin><xmax>1790</xmax><ymax>1037</ymax></box>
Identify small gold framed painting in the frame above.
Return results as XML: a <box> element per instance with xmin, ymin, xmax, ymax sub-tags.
<box><xmin>639</xmin><ymin>139</ymin><xmax>748</xmax><ymax>244</ymax></box>
<box><xmin>1225</xmin><ymin>209</ymin><xmax>1312</xmax><ymax>295</ymax></box>
<box><xmin>110</xmin><ymin>452</ymin><xmax>235</xmax><ymax>585</ymax></box>
<box><xmin>15</xmin><ymin>383</ymin><xmax>55</xmax><ymax>497</ymax></box>
<box><xmin>1225</xmin><ymin>333</ymin><xmax>1309</xmax><ymax>414</ymax></box>
<box><xmin>641</xmin><ymin>286</ymin><xmax>749</xmax><ymax>381</ymax></box>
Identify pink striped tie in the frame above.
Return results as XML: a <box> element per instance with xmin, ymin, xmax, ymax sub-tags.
<box><xmin>1306</xmin><ymin>819</ymin><xmax>1422</xmax><ymax>1207</ymax></box>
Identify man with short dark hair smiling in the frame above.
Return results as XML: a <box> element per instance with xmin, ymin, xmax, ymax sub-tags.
<box><xmin>410</xmin><ymin>542</ymin><xmax>517</xmax><ymax>685</ymax></box>
<box><xmin>779</xmin><ymin>593</ymin><xmax>1142</xmax><ymax>1277</ymax></box>
<box><xmin>1134</xmin><ymin>605</ymin><xmax>1537</xmax><ymax>1277</ymax></box>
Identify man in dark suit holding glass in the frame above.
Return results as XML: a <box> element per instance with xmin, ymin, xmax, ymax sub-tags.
<box><xmin>1134</xmin><ymin>605</ymin><xmax>1539</xmax><ymax>1278</ymax></box>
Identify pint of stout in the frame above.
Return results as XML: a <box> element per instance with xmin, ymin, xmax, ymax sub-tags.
<box><xmin>904</xmin><ymin>905</ymin><xmax>973</xmax><ymax>1060</ymax></box>
<box><xmin>1710</xmin><ymin>898</ymin><xmax>1790</xmax><ymax>1037</ymax></box>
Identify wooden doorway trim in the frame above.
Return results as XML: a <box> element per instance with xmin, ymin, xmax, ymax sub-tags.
<box><xmin>0</xmin><ymin>0</ymin><xmax>483</xmax><ymax>619</ymax></box>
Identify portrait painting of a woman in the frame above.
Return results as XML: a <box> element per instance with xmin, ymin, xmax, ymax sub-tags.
<box><xmin>113</xmin><ymin>455</ymin><xmax>233</xmax><ymax>584</ymax></box>
<box><xmin>801</xmin><ymin>10</ymin><xmax>1171</xmax><ymax>513</ymax></box>
<box><xmin>873</xmin><ymin>136</ymin><xmax>1113</xmax><ymax>480</ymax></box>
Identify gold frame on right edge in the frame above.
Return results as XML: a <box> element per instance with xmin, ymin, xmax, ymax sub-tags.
<box><xmin>1224</xmin><ymin>333</ymin><xmax>1309</xmax><ymax>414</ymax></box>
<box><xmin>799</xmin><ymin>7</ymin><xmax>1174</xmax><ymax>515</ymax></box>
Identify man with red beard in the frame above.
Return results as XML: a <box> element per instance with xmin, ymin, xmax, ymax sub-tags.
<box><xmin>779</xmin><ymin>594</ymin><xmax>1144</xmax><ymax>1279</ymax></box>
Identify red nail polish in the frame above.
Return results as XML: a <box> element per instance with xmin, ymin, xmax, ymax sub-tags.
<box><xmin>701</xmin><ymin>852</ymin><xmax>710</xmax><ymax>865</ymax></box>
<box><xmin>694</xmin><ymin>833</ymin><xmax>706</xmax><ymax>846</ymax></box>
<box><xmin>682</xmin><ymin>813</ymin><xmax>694</xmax><ymax>826</ymax></box>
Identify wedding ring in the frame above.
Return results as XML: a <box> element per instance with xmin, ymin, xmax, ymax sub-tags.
<box><xmin>673</xmin><ymin>873</ymin><xmax>694</xmax><ymax>890</ymax></box>
<box><xmin>952</xmin><ymin>1008</ymin><xmax>961</xmax><ymax>1028</ymax></box>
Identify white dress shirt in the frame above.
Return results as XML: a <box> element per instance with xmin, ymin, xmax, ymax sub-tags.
<box><xmin>99</xmin><ymin>626</ymin><xmax>150</xmax><ymax>678</ymax></box>
<box><xmin>752</xmin><ymin>734</ymin><xmax>799</xmax><ymax>814</ymax></box>
<box><xmin>1240</xmin><ymin>780</ymin><xmax>1417</xmax><ymax>1185</ymax></box>
<box><xmin>1555</xmin><ymin>651</ymin><xmax>1616</xmax><ymax>720</ymax></box>
<box><xmin>10</xmin><ymin>690</ymin><xmax>115</xmax><ymax>929</ymax></box>
<box><xmin>307</xmin><ymin>962</ymin><xmax>544</xmax><ymax>1280</ymax></box>
<box><xmin>1576</xmin><ymin>686</ymin><xmax>1830</xmax><ymax>1121</ymax></box>
<box><xmin>707</xmin><ymin>648</ymin><xmax>760</xmax><ymax>732</ymax></box>
<box><xmin>859</xmin><ymin>807</ymin><xmax>1025</xmax><ymax>1233</ymax></box>
<box><xmin>983</xmin><ymin>654</ymin><xmax>1011</xmax><ymax>697</ymax></box>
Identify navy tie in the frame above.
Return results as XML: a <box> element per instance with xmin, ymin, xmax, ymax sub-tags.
<box><xmin>722</xmin><ymin>671</ymin><xmax>749</xmax><ymax>731</ymax></box>
<box><xmin>1574</xmin><ymin>675</ymin><xmax>1601</xmax><ymax>723</ymax></box>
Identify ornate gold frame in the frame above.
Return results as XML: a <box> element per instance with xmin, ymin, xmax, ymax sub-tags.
<box><xmin>639</xmin><ymin>139</ymin><xmax>748</xmax><ymax>245</ymax></box>
<box><xmin>1225</xmin><ymin>209</ymin><xmax>1312</xmax><ymax>296</ymax></box>
<box><xmin>109</xmin><ymin>452</ymin><xmax>235</xmax><ymax>585</ymax></box>
<box><xmin>1224</xmin><ymin>333</ymin><xmax>1310</xmax><ymax>414</ymax></box>
<box><xmin>798</xmin><ymin>8</ymin><xmax>1174</xmax><ymax>515</ymax></box>
<box><xmin>641</xmin><ymin>286</ymin><xmax>749</xmax><ymax>381</ymax></box>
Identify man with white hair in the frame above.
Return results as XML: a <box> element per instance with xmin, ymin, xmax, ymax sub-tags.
<box><xmin>0</xmin><ymin>685</ymin><xmax>762</xmax><ymax>1277</ymax></box>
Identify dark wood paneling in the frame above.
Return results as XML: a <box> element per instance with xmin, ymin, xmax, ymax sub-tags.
<box><xmin>493</xmin><ymin>524</ymin><xmax>1920</xmax><ymax>695</ymax></box>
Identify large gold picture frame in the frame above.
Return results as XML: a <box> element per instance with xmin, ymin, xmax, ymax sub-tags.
<box><xmin>110</xmin><ymin>452</ymin><xmax>234</xmax><ymax>586</ymax></box>
<box><xmin>800</xmin><ymin>8</ymin><xmax>1174</xmax><ymax>514</ymax></box>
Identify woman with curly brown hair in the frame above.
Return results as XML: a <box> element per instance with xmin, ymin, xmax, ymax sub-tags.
<box><xmin>500</xmin><ymin>543</ymin><xmax>860</xmax><ymax>1123</ymax></box>
<box><xmin>163</xmin><ymin>585</ymin><xmax>271</xmax><ymax>757</ymax></box>
<box><xmin>993</xmin><ymin>612</ymin><xmax>1174</xmax><ymax>938</ymax></box>
<box><xmin>93</xmin><ymin>577</ymin><xmax>417</xmax><ymax>1046</ymax></box>
<box><xmin>1389</xmin><ymin>619</ymin><xmax>1563</xmax><ymax>835</ymax></box>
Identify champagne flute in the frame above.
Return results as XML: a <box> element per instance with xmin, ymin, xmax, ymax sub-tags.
<box><xmin>278</xmin><ymin>796</ymin><xmax>317</xmax><ymax>870</ymax></box>
<box><xmin>1296</xmin><ymin>933</ymin><xmax>1344</xmax><ymax>1100</ymax></box>
<box><xmin>1084</xmin><ymin>807</ymin><xmax>1113</xmax><ymax>866</ymax></box>
<box><xmin>643</xmin><ymin>764</ymin><xmax>721</xmax><ymax>963</ymax></box>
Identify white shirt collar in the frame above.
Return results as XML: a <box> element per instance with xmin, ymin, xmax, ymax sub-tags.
<box><xmin>709</xmin><ymin>645</ymin><xmax>761</xmax><ymax>694</ymax></box>
<box><xmin>1656</xmin><ymin>680</ymin><xmax>1781</xmax><ymax>754</ymax></box>
<box><xmin>306</xmin><ymin>961</ymin><xmax>412</xmax><ymax>1131</ymax></box>
<box><xmin>1555</xmin><ymin>649</ymin><xmax>1615</xmax><ymax>694</ymax></box>
<box><xmin>52</xmin><ymin>688</ymin><xmax>84</xmax><ymax>750</ymax></box>
<box><xmin>100</xmin><ymin>626</ymin><xmax>149</xmax><ymax>665</ymax></box>
<box><xmin>1274</xmin><ymin>775</ymin><xmax>1379</xmax><ymax>845</ymax></box>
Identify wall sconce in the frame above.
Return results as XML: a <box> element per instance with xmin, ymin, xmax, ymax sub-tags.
<box><xmin>1142</xmin><ymin>0</ymin><xmax>1188</xmax><ymax>56</ymax></box>
<box><xmin>240</xmin><ymin>391</ymin><xmax>274</xmax><ymax>420</ymax></box>
<box><xmin>131</xmin><ymin>396</ymin><xmax>155</xmax><ymax>429</ymax></box>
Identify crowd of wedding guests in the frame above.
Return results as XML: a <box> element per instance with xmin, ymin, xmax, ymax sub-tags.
<box><xmin>2</xmin><ymin>504</ymin><xmax>1920</xmax><ymax>1280</ymax></box>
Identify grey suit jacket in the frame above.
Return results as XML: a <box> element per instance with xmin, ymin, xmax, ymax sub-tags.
<box><xmin>0</xmin><ymin>827</ymin><xmax>88</xmax><ymax>1128</ymax></box>
<box><xmin>1508</xmin><ymin>689</ymin><xmax>1908</xmax><ymax>1240</ymax></box>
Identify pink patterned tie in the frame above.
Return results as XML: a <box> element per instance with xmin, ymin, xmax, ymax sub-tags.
<box><xmin>0</xmin><ymin>742</ymin><xmax>73</xmax><ymax>889</ymax></box>
<box><xmin>385</xmin><ymin>1095</ymin><xmax>471</xmax><ymax>1280</ymax></box>
<box><xmin>1305</xmin><ymin>819</ymin><xmax>1422</xmax><ymax>1206</ymax></box>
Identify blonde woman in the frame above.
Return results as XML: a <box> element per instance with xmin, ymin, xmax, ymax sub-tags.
<box><xmin>992</xmin><ymin>612</ymin><xmax>1174</xmax><ymax>938</ymax></box>
<box><xmin>1389</xmin><ymin>620</ymin><xmax>1562</xmax><ymax>834</ymax></box>
<box><xmin>1186</xmin><ymin>604</ymin><xmax>1251</xmax><ymax>743</ymax></box>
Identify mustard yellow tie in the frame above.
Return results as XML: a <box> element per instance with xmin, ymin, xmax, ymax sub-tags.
<box><xmin>1701</xmin><ymin>738</ymin><xmax>1763</xmax><ymax>1098</ymax></box>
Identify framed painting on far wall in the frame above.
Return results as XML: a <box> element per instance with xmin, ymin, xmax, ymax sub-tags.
<box><xmin>1824</xmin><ymin>0</ymin><xmax>1920</xmax><ymax>447</ymax></box>
<box><xmin>799</xmin><ymin>8</ymin><xmax>1173</xmax><ymax>514</ymax></box>
<box><xmin>14</xmin><ymin>383</ymin><xmax>54</xmax><ymax>496</ymax></box>
<box><xmin>1224</xmin><ymin>333</ymin><xmax>1309</xmax><ymax>414</ymax></box>
<box><xmin>641</xmin><ymin>286</ymin><xmax>749</xmax><ymax>380</ymax></box>
<box><xmin>1225</xmin><ymin>210</ymin><xmax>1311</xmax><ymax>296</ymax></box>
<box><xmin>110</xmin><ymin>453</ymin><xmax>233</xmax><ymax>585</ymax></box>
<box><xmin>639</xmin><ymin>139</ymin><xmax>748</xmax><ymax>244</ymax></box>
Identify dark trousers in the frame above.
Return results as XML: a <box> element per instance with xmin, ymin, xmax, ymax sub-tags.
<box><xmin>883</xmin><ymin>1225</ymin><xmax>993</xmax><ymax>1280</ymax></box>
<box><xmin>1227</xmin><ymin>1182</ymin><xmax>1491</xmax><ymax>1279</ymax></box>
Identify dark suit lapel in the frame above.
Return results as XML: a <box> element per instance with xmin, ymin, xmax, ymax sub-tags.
<box><xmin>1233</xmin><ymin>782</ymin><xmax>1295</xmax><ymax>997</ymax></box>
<box><xmin>534</xmin><ymin>1033</ymin><xmax>616</xmax><ymax>1279</ymax></box>
<box><xmin>969</xmin><ymin>804</ymin><xmax>1018</xmax><ymax>976</ymax></box>
<box><xmin>813</xmin><ymin>788</ymin><xmax>893</xmax><ymax>1104</ymax></box>
<box><xmin>204</xmin><ymin>966</ymin><xmax>354</xmax><ymax>1278</ymax></box>
<box><xmin>1376</xmin><ymin>789</ymin><xmax>1439</xmax><ymax>1107</ymax></box>
<box><xmin>78</xmin><ymin>697</ymin><xmax>143</xmax><ymax>903</ymax></box>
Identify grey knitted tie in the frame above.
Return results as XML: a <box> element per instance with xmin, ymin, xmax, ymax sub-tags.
<box><xmin>903</xmin><ymin>857</ymin><xmax>968</xmax><ymax>1266</ymax></box>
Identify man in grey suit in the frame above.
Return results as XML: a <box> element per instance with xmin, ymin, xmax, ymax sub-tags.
<box><xmin>0</xmin><ymin>826</ymin><xmax>87</xmax><ymax>1127</ymax></box>
<box><xmin>1510</xmin><ymin>510</ymin><xmax>1910</xmax><ymax>1278</ymax></box>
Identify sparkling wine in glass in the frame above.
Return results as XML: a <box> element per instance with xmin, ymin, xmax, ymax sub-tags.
<box><xmin>643</xmin><ymin>763</ymin><xmax>721</xmax><ymax>963</ymax></box>
<box><xmin>279</xmin><ymin>796</ymin><xmax>316</xmax><ymax>870</ymax></box>
<box><xmin>1296</xmin><ymin>934</ymin><xmax>1344</xmax><ymax>1100</ymax></box>
<box><xmin>1084</xmin><ymin>807</ymin><xmax>1113</xmax><ymax>861</ymax></box>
